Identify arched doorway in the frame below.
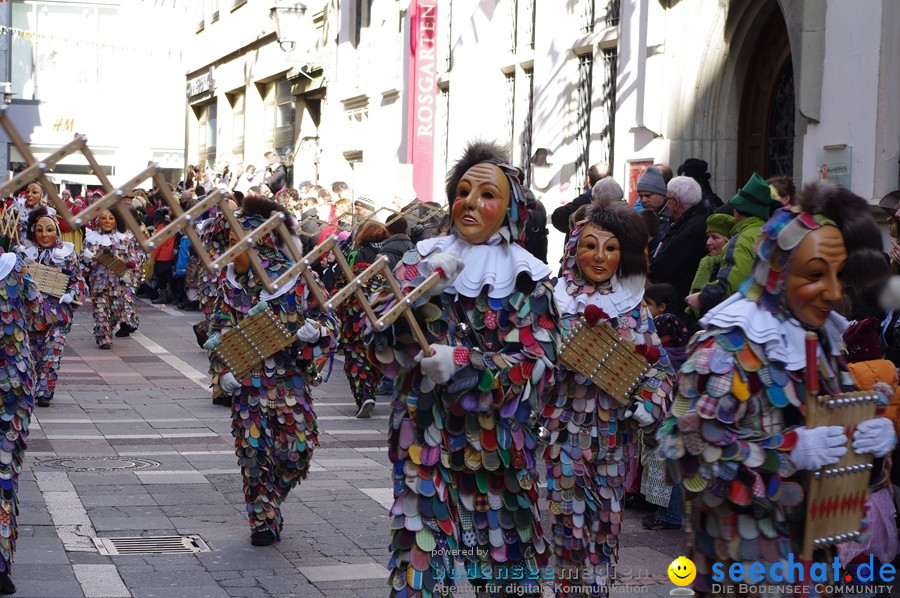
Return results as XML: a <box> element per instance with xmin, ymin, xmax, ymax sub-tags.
<box><xmin>737</xmin><ymin>8</ymin><xmax>794</xmax><ymax>184</ymax></box>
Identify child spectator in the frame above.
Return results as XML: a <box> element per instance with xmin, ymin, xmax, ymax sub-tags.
<box><xmin>150</xmin><ymin>209</ymin><xmax>175</xmax><ymax>305</ymax></box>
<box><xmin>640</xmin><ymin>282</ymin><xmax>690</xmax><ymax>532</ymax></box>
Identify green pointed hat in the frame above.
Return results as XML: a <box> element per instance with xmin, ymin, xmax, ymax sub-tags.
<box><xmin>728</xmin><ymin>172</ymin><xmax>772</xmax><ymax>218</ymax></box>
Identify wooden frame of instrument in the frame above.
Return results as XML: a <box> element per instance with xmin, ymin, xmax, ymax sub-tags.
<box><xmin>27</xmin><ymin>262</ymin><xmax>73</xmax><ymax>300</ymax></box>
<box><xmin>559</xmin><ymin>318</ymin><xmax>651</xmax><ymax>405</ymax></box>
<box><xmin>801</xmin><ymin>389</ymin><xmax>879</xmax><ymax>559</ymax></box>
<box><xmin>212</xmin><ymin>307</ymin><xmax>296</xmax><ymax>379</ymax></box>
<box><xmin>94</xmin><ymin>251</ymin><xmax>129</xmax><ymax>277</ymax></box>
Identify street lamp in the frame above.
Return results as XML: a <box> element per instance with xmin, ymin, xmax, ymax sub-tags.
<box><xmin>270</xmin><ymin>1</ymin><xmax>307</xmax><ymax>53</ymax></box>
<box><xmin>1</xmin><ymin>83</ymin><xmax>12</xmax><ymax>105</ymax></box>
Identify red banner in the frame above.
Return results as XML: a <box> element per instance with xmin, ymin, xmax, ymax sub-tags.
<box><xmin>406</xmin><ymin>0</ymin><xmax>438</xmax><ymax>202</ymax></box>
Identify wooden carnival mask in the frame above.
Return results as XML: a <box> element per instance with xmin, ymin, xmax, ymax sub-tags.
<box><xmin>98</xmin><ymin>210</ymin><xmax>117</xmax><ymax>233</ymax></box>
<box><xmin>34</xmin><ymin>216</ymin><xmax>58</xmax><ymax>249</ymax></box>
<box><xmin>25</xmin><ymin>183</ymin><xmax>43</xmax><ymax>208</ymax></box>
<box><xmin>451</xmin><ymin>162</ymin><xmax>511</xmax><ymax>245</ymax></box>
<box><xmin>784</xmin><ymin>225</ymin><xmax>846</xmax><ymax>328</ymax></box>
<box><xmin>228</xmin><ymin>228</ymin><xmax>251</xmax><ymax>274</ymax></box>
<box><xmin>576</xmin><ymin>223</ymin><xmax>621</xmax><ymax>284</ymax></box>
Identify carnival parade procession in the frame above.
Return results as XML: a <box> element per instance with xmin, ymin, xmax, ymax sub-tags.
<box><xmin>0</xmin><ymin>0</ymin><xmax>898</xmax><ymax>597</ymax></box>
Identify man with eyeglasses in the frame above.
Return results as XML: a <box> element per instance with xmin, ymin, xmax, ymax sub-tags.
<box><xmin>648</xmin><ymin>175</ymin><xmax>712</xmax><ymax>314</ymax></box>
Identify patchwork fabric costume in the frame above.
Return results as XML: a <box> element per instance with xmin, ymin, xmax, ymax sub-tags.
<box><xmin>334</xmin><ymin>261</ymin><xmax>383</xmax><ymax>411</ymax></box>
<box><xmin>0</xmin><ymin>251</ymin><xmax>39</xmax><ymax>576</ymax></box>
<box><xmin>18</xmin><ymin>231</ymin><xmax>87</xmax><ymax>404</ymax></box>
<box><xmin>544</xmin><ymin>222</ymin><xmax>673</xmax><ymax>593</ymax></box>
<box><xmin>118</xmin><ymin>231</ymin><xmax>146</xmax><ymax>333</ymax></box>
<box><xmin>81</xmin><ymin>228</ymin><xmax>146</xmax><ymax>346</ymax></box>
<box><xmin>206</xmin><ymin>210</ymin><xmax>337</xmax><ymax>537</ymax></box>
<box><xmin>660</xmin><ymin>209</ymin><xmax>878</xmax><ymax>595</ymax></box>
<box><xmin>370</xmin><ymin>226</ymin><xmax>561</xmax><ymax>596</ymax></box>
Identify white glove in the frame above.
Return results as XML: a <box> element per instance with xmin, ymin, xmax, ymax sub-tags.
<box><xmin>82</xmin><ymin>249</ymin><xmax>95</xmax><ymax>261</ymax></box>
<box><xmin>423</xmin><ymin>251</ymin><xmax>464</xmax><ymax>296</ymax></box>
<box><xmin>219</xmin><ymin>371</ymin><xmax>241</xmax><ymax>395</ymax></box>
<box><xmin>59</xmin><ymin>292</ymin><xmax>74</xmax><ymax>304</ymax></box>
<box><xmin>625</xmin><ymin>401</ymin><xmax>653</xmax><ymax>427</ymax></box>
<box><xmin>296</xmin><ymin>320</ymin><xmax>322</xmax><ymax>343</ymax></box>
<box><xmin>415</xmin><ymin>344</ymin><xmax>459</xmax><ymax>385</ymax></box>
<box><xmin>852</xmin><ymin>417</ymin><xmax>897</xmax><ymax>458</ymax></box>
<box><xmin>789</xmin><ymin>426</ymin><xmax>847</xmax><ymax>470</ymax></box>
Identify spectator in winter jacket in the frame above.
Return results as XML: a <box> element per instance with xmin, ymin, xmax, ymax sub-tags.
<box><xmin>550</xmin><ymin>162</ymin><xmax>609</xmax><ymax>235</ymax></box>
<box><xmin>685</xmin><ymin>213</ymin><xmax>734</xmax><ymax>320</ymax></box>
<box><xmin>648</xmin><ymin>176</ymin><xmax>711</xmax><ymax>314</ymax></box>
<box><xmin>263</xmin><ymin>152</ymin><xmax>286</xmax><ymax>194</ymax></box>
<box><xmin>677</xmin><ymin>158</ymin><xmax>723</xmax><ymax>208</ymax></box>
<box><xmin>172</xmin><ymin>235</ymin><xmax>192</xmax><ymax>307</ymax></box>
<box><xmin>685</xmin><ymin>173</ymin><xmax>770</xmax><ymax>316</ymax></box>
<box><xmin>151</xmin><ymin>209</ymin><xmax>176</xmax><ymax>304</ymax></box>
<box><xmin>377</xmin><ymin>216</ymin><xmax>416</xmax><ymax>270</ymax></box>
<box><xmin>636</xmin><ymin>167</ymin><xmax>671</xmax><ymax>254</ymax></box>
<box><xmin>523</xmin><ymin>189</ymin><xmax>549</xmax><ymax>263</ymax></box>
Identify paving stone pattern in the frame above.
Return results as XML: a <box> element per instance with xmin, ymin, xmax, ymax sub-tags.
<box><xmin>13</xmin><ymin>299</ymin><xmax>688</xmax><ymax>597</ymax></box>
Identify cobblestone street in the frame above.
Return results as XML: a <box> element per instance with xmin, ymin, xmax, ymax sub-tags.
<box><xmin>14</xmin><ymin>299</ymin><xmax>684</xmax><ymax>597</ymax></box>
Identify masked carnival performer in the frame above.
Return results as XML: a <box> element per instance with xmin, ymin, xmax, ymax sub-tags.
<box><xmin>197</xmin><ymin>203</ymin><xmax>234</xmax><ymax>405</ymax></box>
<box><xmin>114</xmin><ymin>206</ymin><xmax>148</xmax><ymax>339</ymax></box>
<box><xmin>336</xmin><ymin>220</ymin><xmax>388</xmax><ymax>418</ymax></box>
<box><xmin>81</xmin><ymin>208</ymin><xmax>146</xmax><ymax>349</ymax></box>
<box><xmin>660</xmin><ymin>183</ymin><xmax>897</xmax><ymax>596</ymax></box>
<box><xmin>543</xmin><ymin>199</ymin><xmax>674</xmax><ymax>595</ymax></box>
<box><xmin>368</xmin><ymin>142</ymin><xmax>561</xmax><ymax>597</ymax></box>
<box><xmin>0</xmin><ymin>246</ymin><xmax>40</xmax><ymax>595</ymax></box>
<box><xmin>205</xmin><ymin>195</ymin><xmax>337</xmax><ymax>546</ymax></box>
<box><xmin>18</xmin><ymin>208</ymin><xmax>86</xmax><ymax>407</ymax></box>
<box><xmin>14</xmin><ymin>182</ymin><xmax>55</xmax><ymax>247</ymax></box>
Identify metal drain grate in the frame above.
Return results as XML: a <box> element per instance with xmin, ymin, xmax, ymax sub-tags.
<box><xmin>93</xmin><ymin>535</ymin><xmax>211</xmax><ymax>556</ymax></box>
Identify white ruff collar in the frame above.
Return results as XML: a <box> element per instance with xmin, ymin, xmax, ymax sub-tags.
<box><xmin>699</xmin><ymin>295</ymin><xmax>847</xmax><ymax>371</ymax></box>
<box><xmin>22</xmin><ymin>242</ymin><xmax>74</xmax><ymax>265</ymax></box>
<box><xmin>85</xmin><ymin>228</ymin><xmax>125</xmax><ymax>247</ymax></box>
<box><xmin>553</xmin><ymin>275</ymin><xmax>644</xmax><ymax>317</ymax></box>
<box><xmin>416</xmin><ymin>235</ymin><xmax>551</xmax><ymax>299</ymax></box>
<box><xmin>0</xmin><ymin>253</ymin><xmax>15</xmax><ymax>280</ymax></box>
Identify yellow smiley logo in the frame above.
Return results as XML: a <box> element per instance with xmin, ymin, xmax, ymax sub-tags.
<box><xmin>668</xmin><ymin>556</ymin><xmax>696</xmax><ymax>586</ymax></box>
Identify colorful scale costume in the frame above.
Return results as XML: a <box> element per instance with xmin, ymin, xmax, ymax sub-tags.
<box><xmin>659</xmin><ymin>208</ymin><xmax>882</xmax><ymax>595</ymax></box>
<box><xmin>198</xmin><ymin>215</ymin><xmax>227</xmax><ymax>321</ymax></box>
<box><xmin>18</xmin><ymin>237</ymin><xmax>87</xmax><ymax>403</ymax></box>
<box><xmin>543</xmin><ymin>222</ymin><xmax>673</xmax><ymax>594</ymax></box>
<box><xmin>118</xmin><ymin>231</ymin><xmax>146</xmax><ymax>333</ymax></box>
<box><xmin>206</xmin><ymin>207</ymin><xmax>337</xmax><ymax>536</ymax></box>
<box><xmin>335</xmin><ymin>262</ymin><xmax>383</xmax><ymax>410</ymax></box>
<box><xmin>0</xmin><ymin>251</ymin><xmax>39</xmax><ymax>576</ymax></box>
<box><xmin>369</xmin><ymin>234</ymin><xmax>560</xmax><ymax>597</ymax></box>
<box><xmin>81</xmin><ymin>228</ymin><xmax>146</xmax><ymax>347</ymax></box>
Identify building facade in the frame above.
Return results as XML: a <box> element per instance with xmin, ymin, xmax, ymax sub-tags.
<box><xmin>0</xmin><ymin>0</ymin><xmax>188</xmax><ymax>192</ymax></box>
<box><xmin>185</xmin><ymin>0</ymin><xmax>900</xmax><ymax>261</ymax></box>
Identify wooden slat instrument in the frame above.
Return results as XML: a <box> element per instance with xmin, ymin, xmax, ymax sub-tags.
<box><xmin>95</xmin><ymin>251</ymin><xmax>129</xmax><ymax>277</ymax></box>
<box><xmin>211</xmin><ymin>305</ymin><xmax>296</xmax><ymax>380</ymax></box>
<box><xmin>27</xmin><ymin>262</ymin><xmax>79</xmax><ymax>304</ymax></box>
<box><xmin>801</xmin><ymin>331</ymin><xmax>878</xmax><ymax>559</ymax></box>
<box><xmin>559</xmin><ymin>317</ymin><xmax>651</xmax><ymax>406</ymax></box>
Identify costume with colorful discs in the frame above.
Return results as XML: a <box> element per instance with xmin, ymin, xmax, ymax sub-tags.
<box><xmin>544</xmin><ymin>215</ymin><xmax>674</xmax><ymax>595</ymax></box>
<box><xmin>0</xmin><ymin>251</ymin><xmax>39</xmax><ymax>576</ymax></box>
<box><xmin>368</xmin><ymin>143</ymin><xmax>561</xmax><ymax>597</ymax></box>
<box><xmin>18</xmin><ymin>234</ymin><xmax>86</xmax><ymax>404</ymax></box>
<box><xmin>335</xmin><ymin>262</ymin><xmax>383</xmax><ymax>410</ymax></box>
<box><xmin>81</xmin><ymin>228</ymin><xmax>146</xmax><ymax>347</ymax></box>
<box><xmin>206</xmin><ymin>199</ymin><xmax>338</xmax><ymax>538</ymax></box>
<box><xmin>118</xmin><ymin>230</ymin><xmax>146</xmax><ymax>333</ymax></box>
<box><xmin>660</xmin><ymin>195</ymin><xmax>896</xmax><ymax>596</ymax></box>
